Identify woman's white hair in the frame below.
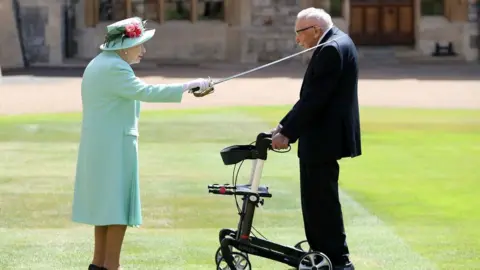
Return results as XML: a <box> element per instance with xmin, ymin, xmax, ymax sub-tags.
<box><xmin>296</xmin><ymin>7</ymin><xmax>333</xmax><ymax>31</ymax></box>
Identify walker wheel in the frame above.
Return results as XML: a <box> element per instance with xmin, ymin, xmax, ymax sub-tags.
<box><xmin>294</xmin><ymin>240</ymin><xmax>312</xmax><ymax>252</ymax></box>
<box><xmin>297</xmin><ymin>251</ymin><xmax>332</xmax><ymax>270</ymax></box>
<box><xmin>215</xmin><ymin>246</ymin><xmax>249</xmax><ymax>265</ymax></box>
<box><xmin>216</xmin><ymin>251</ymin><xmax>251</xmax><ymax>270</ymax></box>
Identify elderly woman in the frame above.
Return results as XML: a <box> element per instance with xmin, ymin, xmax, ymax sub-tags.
<box><xmin>71</xmin><ymin>17</ymin><xmax>214</xmax><ymax>270</ymax></box>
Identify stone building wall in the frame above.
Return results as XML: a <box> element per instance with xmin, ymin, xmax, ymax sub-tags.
<box><xmin>74</xmin><ymin>2</ymin><xmax>230</xmax><ymax>64</ymax></box>
<box><xmin>1</xmin><ymin>0</ymin><xmax>478</xmax><ymax>68</ymax></box>
<box><xmin>73</xmin><ymin>0</ymin><xmax>309</xmax><ymax>64</ymax></box>
<box><xmin>467</xmin><ymin>0</ymin><xmax>479</xmax><ymax>61</ymax></box>
<box><xmin>417</xmin><ymin>17</ymin><xmax>472</xmax><ymax>59</ymax></box>
<box><xmin>0</xmin><ymin>0</ymin><xmax>24</xmax><ymax>69</ymax></box>
<box><xmin>12</xmin><ymin>0</ymin><xmax>64</xmax><ymax>67</ymax></box>
<box><xmin>82</xmin><ymin>0</ymin><xmax>479</xmax><ymax>65</ymax></box>
<box><xmin>416</xmin><ymin>0</ymin><xmax>477</xmax><ymax>62</ymax></box>
<box><xmin>244</xmin><ymin>0</ymin><xmax>348</xmax><ymax>64</ymax></box>
<box><xmin>243</xmin><ymin>0</ymin><xmax>301</xmax><ymax>63</ymax></box>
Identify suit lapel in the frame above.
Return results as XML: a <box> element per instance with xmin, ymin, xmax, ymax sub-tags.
<box><xmin>320</xmin><ymin>26</ymin><xmax>336</xmax><ymax>44</ymax></box>
<box><xmin>312</xmin><ymin>26</ymin><xmax>337</xmax><ymax>57</ymax></box>
<box><xmin>299</xmin><ymin>27</ymin><xmax>338</xmax><ymax>96</ymax></box>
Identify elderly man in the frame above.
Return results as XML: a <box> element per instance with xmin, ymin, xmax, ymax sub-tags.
<box><xmin>271</xmin><ymin>7</ymin><xmax>361</xmax><ymax>270</ymax></box>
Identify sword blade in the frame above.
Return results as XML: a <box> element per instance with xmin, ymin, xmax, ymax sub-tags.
<box><xmin>212</xmin><ymin>48</ymin><xmax>309</xmax><ymax>85</ymax></box>
<box><xmin>212</xmin><ymin>35</ymin><xmax>344</xmax><ymax>86</ymax></box>
<box><xmin>188</xmin><ymin>35</ymin><xmax>345</xmax><ymax>93</ymax></box>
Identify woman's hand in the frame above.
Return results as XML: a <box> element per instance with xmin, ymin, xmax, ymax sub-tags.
<box><xmin>183</xmin><ymin>78</ymin><xmax>214</xmax><ymax>97</ymax></box>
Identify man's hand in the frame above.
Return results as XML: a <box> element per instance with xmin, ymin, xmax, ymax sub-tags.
<box><xmin>271</xmin><ymin>133</ymin><xmax>289</xmax><ymax>150</ymax></box>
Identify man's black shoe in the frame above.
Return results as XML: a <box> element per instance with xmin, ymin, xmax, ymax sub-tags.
<box><xmin>88</xmin><ymin>264</ymin><xmax>107</xmax><ymax>270</ymax></box>
<box><xmin>334</xmin><ymin>262</ymin><xmax>355</xmax><ymax>270</ymax></box>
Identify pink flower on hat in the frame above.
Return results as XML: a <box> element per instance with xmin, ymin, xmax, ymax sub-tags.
<box><xmin>124</xmin><ymin>22</ymin><xmax>142</xmax><ymax>38</ymax></box>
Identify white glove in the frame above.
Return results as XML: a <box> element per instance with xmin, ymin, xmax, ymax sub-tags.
<box><xmin>182</xmin><ymin>78</ymin><xmax>211</xmax><ymax>93</ymax></box>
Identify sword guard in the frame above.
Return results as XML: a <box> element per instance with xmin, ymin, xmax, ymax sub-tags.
<box><xmin>189</xmin><ymin>77</ymin><xmax>215</xmax><ymax>97</ymax></box>
<box><xmin>191</xmin><ymin>86</ymin><xmax>214</xmax><ymax>97</ymax></box>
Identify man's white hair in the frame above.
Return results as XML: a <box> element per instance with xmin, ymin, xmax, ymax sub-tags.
<box><xmin>297</xmin><ymin>7</ymin><xmax>333</xmax><ymax>31</ymax></box>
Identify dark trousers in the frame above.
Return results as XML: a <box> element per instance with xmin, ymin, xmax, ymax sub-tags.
<box><xmin>299</xmin><ymin>159</ymin><xmax>350</xmax><ymax>265</ymax></box>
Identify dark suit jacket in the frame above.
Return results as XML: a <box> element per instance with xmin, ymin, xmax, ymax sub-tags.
<box><xmin>279</xmin><ymin>26</ymin><xmax>362</xmax><ymax>162</ymax></box>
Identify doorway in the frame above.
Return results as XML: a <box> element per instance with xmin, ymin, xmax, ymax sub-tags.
<box><xmin>349</xmin><ymin>0</ymin><xmax>415</xmax><ymax>46</ymax></box>
<box><xmin>64</xmin><ymin>0</ymin><xmax>78</xmax><ymax>58</ymax></box>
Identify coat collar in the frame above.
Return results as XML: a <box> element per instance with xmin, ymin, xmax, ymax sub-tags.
<box><xmin>317</xmin><ymin>25</ymin><xmax>336</xmax><ymax>45</ymax></box>
<box><xmin>309</xmin><ymin>26</ymin><xmax>336</xmax><ymax>58</ymax></box>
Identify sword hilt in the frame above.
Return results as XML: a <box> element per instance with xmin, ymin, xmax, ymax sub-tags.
<box><xmin>189</xmin><ymin>77</ymin><xmax>216</xmax><ymax>93</ymax></box>
<box><xmin>188</xmin><ymin>77</ymin><xmax>215</xmax><ymax>97</ymax></box>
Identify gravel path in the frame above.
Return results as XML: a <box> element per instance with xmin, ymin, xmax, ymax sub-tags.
<box><xmin>1</xmin><ymin>63</ymin><xmax>478</xmax><ymax>115</ymax></box>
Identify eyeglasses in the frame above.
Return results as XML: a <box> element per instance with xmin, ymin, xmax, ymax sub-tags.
<box><xmin>295</xmin><ymin>25</ymin><xmax>316</xmax><ymax>35</ymax></box>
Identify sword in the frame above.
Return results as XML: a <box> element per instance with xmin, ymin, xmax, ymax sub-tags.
<box><xmin>190</xmin><ymin>35</ymin><xmax>345</xmax><ymax>95</ymax></box>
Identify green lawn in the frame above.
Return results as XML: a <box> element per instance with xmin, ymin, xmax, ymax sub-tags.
<box><xmin>0</xmin><ymin>106</ymin><xmax>478</xmax><ymax>270</ymax></box>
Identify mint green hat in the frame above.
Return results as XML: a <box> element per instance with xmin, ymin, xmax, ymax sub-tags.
<box><xmin>99</xmin><ymin>17</ymin><xmax>155</xmax><ymax>51</ymax></box>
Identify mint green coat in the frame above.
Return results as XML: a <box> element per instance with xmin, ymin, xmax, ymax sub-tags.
<box><xmin>71</xmin><ymin>51</ymin><xmax>185</xmax><ymax>227</ymax></box>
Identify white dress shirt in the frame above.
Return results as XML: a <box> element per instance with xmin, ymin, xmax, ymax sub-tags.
<box><xmin>317</xmin><ymin>26</ymin><xmax>333</xmax><ymax>45</ymax></box>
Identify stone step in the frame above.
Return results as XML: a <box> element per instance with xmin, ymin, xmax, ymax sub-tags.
<box><xmin>393</xmin><ymin>47</ymin><xmax>467</xmax><ymax>64</ymax></box>
<box><xmin>356</xmin><ymin>46</ymin><xmax>469</xmax><ymax>65</ymax></box>
<box><xmin>357</xmin><ymin>47</ymin><xmax>400</xmax><ymax>65</ymax></box>
<box><xmin>396</xmin><ymin>55</ymin><xmax>466</xmax><ymax>64</ymax></box>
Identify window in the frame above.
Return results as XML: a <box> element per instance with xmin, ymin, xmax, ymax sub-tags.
<box><xmin>86</xmin><ymin>0</ymin><xmax>227</xmax><ymax>27</ymax></box>
<box><xmin>311</xmin><ymin>0</ymin><xmax>343</xmax><ymax>18</ymax></box>
<box><xmin>96</xmin><ymin>0</ymin><xmax>128</xmax><ymax>21</ymax></box>
<box><xmin>471</xmin><ymin>35</ymin><xmax>478</xmax><ymax>49</ymax></box>
<box><xmin>198</xmin><ymin>0</ymin><xmax>225</xmax><ymax>20</ymax></box>
<box><xmin>161</xmin><ymin>0</ymin><xmax>226</xmax><ymax>21</ymax></box>
<box><xmin>132</xmin><ymin>0</ymin><xmax>160</xmax><ymax>21</ymax></box>
<box><xmin>468</xmin><ymin>0</ymin><xmax>478</xmax><ymax>22</ymax></box>
<box><xmin>421</xmin><ymin>0</ymin><xmax>444</xmax><ymax>16</ymax></box>
<box><xmin>329</xmin><ymin>0</ymin><xmax>343</xmax><ymax>17</ymax></box>
<box><xmin>98</xmin><ymin>0</ymin><xmax>114</xmax><ymax>21</ymax></box>
<box><xmin>164</xmin><ymin>0</ymin><xmax>191</xmax><ymax>20</ymax></box>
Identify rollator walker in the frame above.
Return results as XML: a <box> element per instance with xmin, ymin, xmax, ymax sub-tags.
<box><xmin>207</xmin><ymin>132</ymin><xmax>333</xmax><ymax>270</ymax></box>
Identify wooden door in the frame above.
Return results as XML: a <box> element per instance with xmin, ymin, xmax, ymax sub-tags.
<box><xmin>350</xmin><ymin>0</ymin><xmax>414</xmax><ymax>46</ymax></box>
